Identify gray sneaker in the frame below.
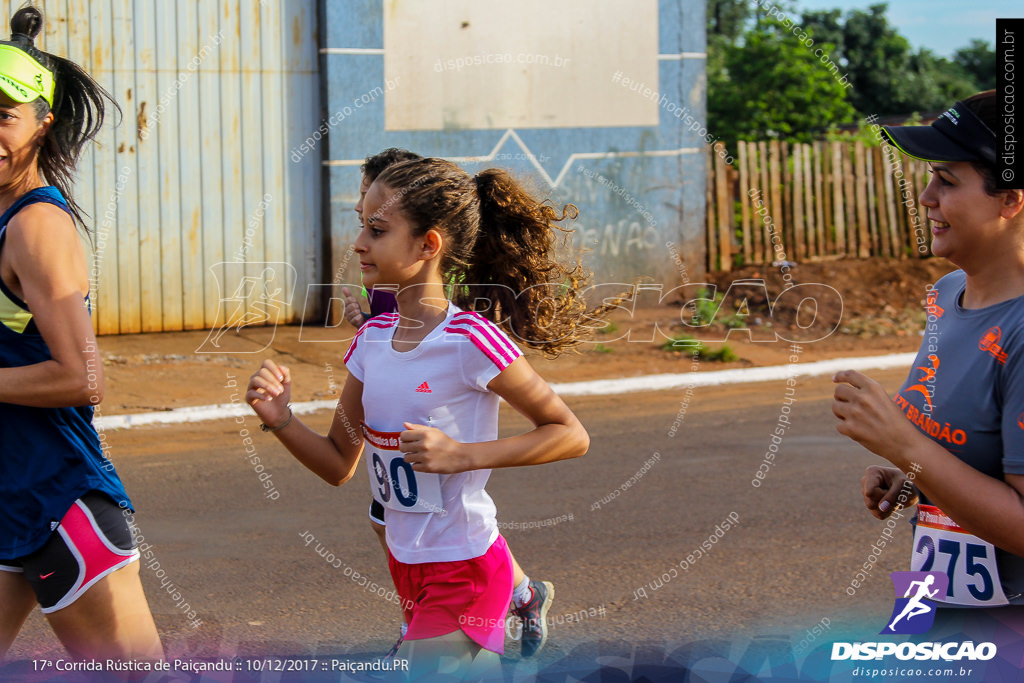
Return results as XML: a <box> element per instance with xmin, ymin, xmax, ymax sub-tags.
<box><xmin>510</xmin><ymin>580</ymin><xmax>554</xmax><ymax>658</ymax></box>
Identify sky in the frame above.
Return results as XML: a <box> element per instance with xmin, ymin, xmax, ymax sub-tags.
<box><xmin>793</xmin><ymin>0</ymin><xmax>1019</xmax><ymax>57</ymax></box>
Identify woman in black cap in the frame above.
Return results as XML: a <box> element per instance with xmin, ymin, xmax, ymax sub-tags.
<box><xmin>833</xmin><ymin>90</ymin><xmax>1024</xmax><ymax>610</ymax></box>
<box><xmin>0</xmin><ymin>6</ymin><xmax>163</xmax><ymax>661</ymax></box>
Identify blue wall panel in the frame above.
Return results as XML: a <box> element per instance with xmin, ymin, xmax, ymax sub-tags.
<box><xmin>322</xmin><ymin>0</ymin><xmax>706</xmax><ymax>298</ymax></box>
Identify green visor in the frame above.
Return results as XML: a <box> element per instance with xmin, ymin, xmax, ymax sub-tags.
<box><xmin>0</xmin><ymin>44</ymin><xmax>53</xmax><ymax>107</ymax></box>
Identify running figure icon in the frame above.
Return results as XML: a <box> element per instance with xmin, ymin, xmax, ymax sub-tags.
<box><xmin>889</xmin><ymin>574</ymin><xmax>939</xmax><ymax>631</ymax></box>
<box><xmin>195</xmin><ymin>262</ymin><xmax>296</xmax><ymax>354</ymax></box>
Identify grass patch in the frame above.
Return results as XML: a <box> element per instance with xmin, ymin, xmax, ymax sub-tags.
<box><xmin>684</xmin><ymin>288</ymin><xmax>746</xmax><ymax>329</ymax></box>
<box><xmin>660</xmin><ymin>334</ymin><xmax>738</xmax><ymax>362</ymax></box>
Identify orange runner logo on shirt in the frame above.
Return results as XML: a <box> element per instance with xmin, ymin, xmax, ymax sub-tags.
<box><xmin>893</xmin><ymin>353</ymin><xmax>967</xmax><ymax>447</ymax></box>
<box><xmin>979</xmin><ymin>326</ymin><xmax>1008</xmax><ymax>365</ymax></box>
<box><xmin>1018</xmin><ymin>412</ymin><xmax>1024</xmax><ymax>430</ymax></box>
<box><xmin>925</xmin><ymin>289</ymin><xmax>944</xmax><ymax>318</ymax></box>
<box><xmin>903</xmin><ymin>354</ymin><xmax>939</xmax><ymax>412</ymax></box>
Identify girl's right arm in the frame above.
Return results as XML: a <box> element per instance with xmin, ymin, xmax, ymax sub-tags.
<box><xmin>399</xmin><ymin>357</ymin><xmax>589</xmax><ymax>473</ymax></box>
<box><xmin>246</xmin><ymin>359</ymin><xmax>365</xmax><ymax>486</ymax></box>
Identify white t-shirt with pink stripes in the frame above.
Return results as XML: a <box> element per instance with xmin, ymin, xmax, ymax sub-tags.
<box><xmin>344</xmin><ymin>302</ymin><xmax>522</xmax><ymax>563</ymax></box>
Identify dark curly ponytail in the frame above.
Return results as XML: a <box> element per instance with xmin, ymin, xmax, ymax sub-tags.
<box><xmin>6</xmin><ymin>5</ymin><xmax>119</xmax><ymax>230</ymax></box>
<box><xmin>374</xmin><ymin>158</ymin><xmax>615</xmax><ymax>357</ymax></box>
<box><xmin>466</xmin><ymin>168</ymin><xmax>592</xmax><ymax>354</ymax></box>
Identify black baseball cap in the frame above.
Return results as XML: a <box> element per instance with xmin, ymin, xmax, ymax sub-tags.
<box><xmin>881</xmin><ymin>101</ymin><xmax>998</xmax><ymax>167</ymax></box>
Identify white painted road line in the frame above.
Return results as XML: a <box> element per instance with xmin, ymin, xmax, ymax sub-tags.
<box><xmin>94</xmin><ymin>352</ymin><xmax>917</xmax><ymax>430</ymax></box>
<box><xmin>549</xmin><ymin>352</ymin><xmax>917</xmax><ymax>396</ymax></box>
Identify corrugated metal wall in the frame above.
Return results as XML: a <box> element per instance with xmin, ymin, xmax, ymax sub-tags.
<box><xmin>17</xmin><ymin>0</ymin><xmax>320</xmax><ymax>334</ymax></box>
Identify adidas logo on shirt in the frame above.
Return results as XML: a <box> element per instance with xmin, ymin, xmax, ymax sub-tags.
<box><xmin>416</xmin><ymin>382</ymin><xmax>432</xmax><ymax>393</ymax></box>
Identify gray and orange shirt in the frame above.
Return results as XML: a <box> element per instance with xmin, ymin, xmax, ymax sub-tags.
<box><xmin>897</xmin><ymin>269</ymin><xmax>1024</xmax><ymax>602</ymax></box>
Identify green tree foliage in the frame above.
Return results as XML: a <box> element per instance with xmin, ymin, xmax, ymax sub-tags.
<box><xmin>954</xmin><ymin>39</ymin><xmax>997</xmax><ymax>91</ymax></box>
<box><xmin>707</xmin><ymin>0</ymin><xmax>752</xmax><ymax>43</ymax></box>
<box><xmin>821</xmin><ymin>4</ymin><xmax>911</xmax><ymax>115</ymax></box>
<box><xmin>798</xmin><ymin>8</ymin><xmax>843</xmax><ymax>54</ymax></box>
<box><xmin>706</xmin><ymin>1</ymin><xmax>992</xmax><ymax>145</ymax></box>
<box><xmin>800</xmin><ymin>3</ymin><xmax>978</xmax><ymax>116</ymax></box>
<box><xmin>904</xmin><ymin>49</ymin><xmax>979</xmax><ymax>111</ymax></box>
<box><xmin>706</xmin><ymin>0</ymin><xmax>755</xmax><ymax>135</ymax></box>
<box><xmin>708</xmin><ymin>18</ymin><xmax>854</xmax><ymax>145</ymax></box>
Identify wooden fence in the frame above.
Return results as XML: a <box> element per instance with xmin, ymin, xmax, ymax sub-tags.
<box><xmin>706</xmin><ymin>139</ymin><xmax>933</xmax><ymax>271</ymax></box>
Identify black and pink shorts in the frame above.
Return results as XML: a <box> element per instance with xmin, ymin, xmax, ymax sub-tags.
<box><xmin>0</xmin><ymin>491</ymin><xmax>138</xmax><ymax>613</ymax></box>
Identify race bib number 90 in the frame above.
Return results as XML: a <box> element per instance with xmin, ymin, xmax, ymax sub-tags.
<box><xmin>911</xmin><ymin>505</ymin><xmax>1009</xmax><ymax>607</ymax></box>
<box><xmin>362</xmin><ymin>422</ymin><xmax>443</xmax><ymax>514</ymax></box>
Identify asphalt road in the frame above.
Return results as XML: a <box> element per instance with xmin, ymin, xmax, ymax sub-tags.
<box><xmin>4</xmin><ymin>368</ymin><xmax>915</xmax><ymax>678</ymax></box>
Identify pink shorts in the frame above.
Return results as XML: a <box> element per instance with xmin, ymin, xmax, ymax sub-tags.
<box><xmin>388</xmin><ymin>535</ymin><xmax>513</xmax><ymax>654</ymax></box>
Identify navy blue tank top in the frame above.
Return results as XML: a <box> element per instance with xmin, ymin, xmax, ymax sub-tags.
<box><xmin>0</xmin><ymin>186</ymin><xmax>131</xmax><ymax>559</ymax></box>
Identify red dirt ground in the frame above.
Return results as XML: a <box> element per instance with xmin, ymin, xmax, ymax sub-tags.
<box><xmin>97</xmin><ymin>258</ymin><xmax>958</xmax><ymax>415</ymax></box>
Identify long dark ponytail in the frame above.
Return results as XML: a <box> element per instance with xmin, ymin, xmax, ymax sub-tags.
<box><xmin>7</xmin><ymin>5</ymin><xmax>119</xmax><ymax>230</ymax></box>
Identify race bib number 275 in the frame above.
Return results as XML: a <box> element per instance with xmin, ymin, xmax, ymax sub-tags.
<box><xmin>911</xmin><ymin>504</ymin><xmax>1009</xmax><ymax>607</ymax></box>
<box><xmin>361</xmin><ymin>422</ymin><xmax>443</xmax><ymax>514</ymax></box>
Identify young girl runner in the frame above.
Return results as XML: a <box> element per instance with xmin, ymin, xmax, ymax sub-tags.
<box><xmin>834</xmin><ymin>90</ymin><xmax>1024</xmax><ymax>611</ymax></box>
<box><xmin>248</xmin><ymin>157</ymin><xmax>595</xmax><ymax>677</ymax></box>
<box><xmin>0</xmin><ymin>6</ymin><xmax>162</xmax><ymax>661</ymax></box>
<box><xmin>343</xmin><ymin>148</ymin><xmax>557</xmax><ymax>659</ymax></box>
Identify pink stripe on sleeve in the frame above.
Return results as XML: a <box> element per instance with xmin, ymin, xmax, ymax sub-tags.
<box><xmin>454</xmin><ymin>312</ymin><xmax>520</xmax><ymax>364</ymax></box>
<box><xmin>344</xmin><ymin>316</ymin><xmax>397</xmax><ymax>364</ymax></box>
<box><xmin>445</xmin><ymin>325</ymin><xmax>505</xmax><ymax>369</ymax></box>
<box><xmin>446</xmin><ymin>313</ymin><xmax>521</xmax><ymax>370</ymax></box>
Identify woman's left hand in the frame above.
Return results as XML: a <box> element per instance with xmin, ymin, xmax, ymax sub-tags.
<box><xmin>833</xmin><ymin>369</ymin><xmax>921</xmax><ymax>467</ymax></box>
<box><xmin>400</xmin><ymin>422</ymin><xmax>470</xmax><ymax>473</ymax></box>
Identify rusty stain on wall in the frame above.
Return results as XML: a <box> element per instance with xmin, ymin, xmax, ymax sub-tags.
<box><xmin>136</xmin><ymin>102</ymin><xmax>148</xmax><ymax>141</ymax></box>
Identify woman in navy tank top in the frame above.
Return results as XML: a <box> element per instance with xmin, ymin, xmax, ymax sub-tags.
<box><xmin>0</xmin><ymin>6</ymin><xmax>162</xmax><ymax>663</ymax></box>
